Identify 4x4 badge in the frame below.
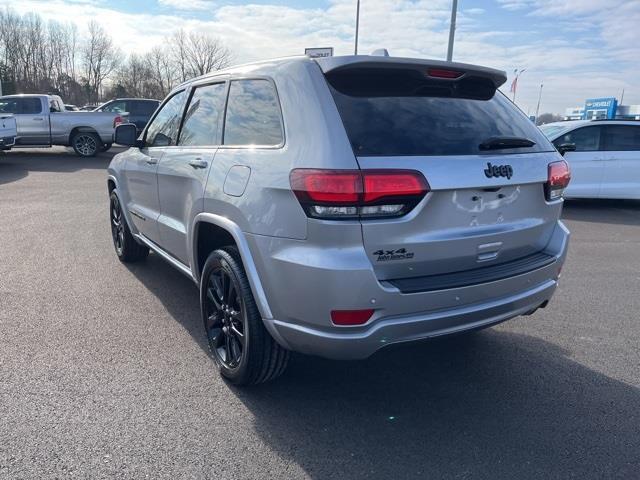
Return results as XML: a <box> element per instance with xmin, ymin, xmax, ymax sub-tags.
<box><xmin>484</xmin><ymin>162</ymin><xmax>513</xmax><ymax>179</ymax></box>
<box><xmin>373</xmin><ymin>248</ymin><xmax>414</xmax><ymax>262</ymax></box>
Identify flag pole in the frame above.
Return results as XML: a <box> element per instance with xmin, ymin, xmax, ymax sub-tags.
<box><xmin>446</xmin><ymin>0</ymin><xmax>458</xmax><ymax>61</ymax></box>
<box><xmin>354</xmin><ymin>0</ymin><xmax>360</xmax><ymax>55</ymax></box>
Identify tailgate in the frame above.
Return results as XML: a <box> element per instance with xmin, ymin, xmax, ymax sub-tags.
<box><xmin>358</xmin><ymin>152</ymin><xmax>562</xmax><ymax>280</ymax></box>
<box><xmin>323</xmin><ymin>58</ymin><xmax>562</xmax><ymax>281</ymax></box>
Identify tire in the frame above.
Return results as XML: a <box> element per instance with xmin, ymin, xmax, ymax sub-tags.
<box><xmin>109</xmin><ymin>190</ymin><xmax>149</xmax><ymax>263</ymax></box>
<box><xmin>71</xmin><ymin>132</ymin><xmax>100</xmax><ymax>157</ymax></box>
<box><xmin>201</xmin><ymin>247</ymin><xmax>289</xmax><ymax>385</ymax></box>
<box><xmin>99</xmin><ymin>143</ymin><xmax>112</xmax><ymax>153</ymax></box>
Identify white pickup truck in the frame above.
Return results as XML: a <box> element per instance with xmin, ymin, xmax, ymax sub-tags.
<box><xmin>0</xmin><ymin>94</ymin><xmax>127</xmax><ymax>157</ymax></box>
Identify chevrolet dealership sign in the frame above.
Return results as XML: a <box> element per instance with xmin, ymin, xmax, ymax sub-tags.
<box><xmin>583</xmin><ymin>97</ymin><xmax>617</xmax><ymax>119</ymax></box>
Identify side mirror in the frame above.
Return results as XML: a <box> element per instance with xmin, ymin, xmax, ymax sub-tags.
<box><xmin>557</xmin><ymin>143</ymin><xmax>576</xmax><ymax>156</ymax></box>
<box><xmin>115</xmin><ymin>123</ymin><xmax>139</xmax><ymax>147</ymax></box>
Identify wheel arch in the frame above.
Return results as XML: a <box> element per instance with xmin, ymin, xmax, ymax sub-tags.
<box><xmin>106</xmin><ymin>175</ymin><xmax>139</xmax><ymax>238</ymax></box>
<box><xmin>69</xmin><ymin>126</ymin><xmax>100</xmax><ymax>145</ymax></box>
<box><xmin>191</xmin><ymin>213</ymin><xmax>273</xmax><ymax>320</ymax></box>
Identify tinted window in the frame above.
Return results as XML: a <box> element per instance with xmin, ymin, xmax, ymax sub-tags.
<box><xmin>102</xmin><ymin>101</ymin><xmax>127</xmax><ymax>113</ymax></box>
<box><xmin>131</xmin><ymin>100</ymin><xmax>159</xmax><ymax>116</ymax></box>
<box><xmin>603</xmin><ymin>125</ymin><xmax>640</xmax><ymax>151</ymax></box>
<box><xmin>179</xmin><ymin>83</ymin><xmax>226</xmax><ymax>146</ymax></box>
<box><xmin>18</xmin><ymin>98</ymin><xmax>43</xmax><ymax>114</ymax></box>
<box><xmin>145</xmin><ymin>91</ymin><xmax>186</xmax><ymax>147</ymax></box>
<box><xmin>223</xmin><ymin>79</ymin><xmax>283</xmax><ymax>146</ymax></box>
<box><xmin>327</xmin><ymin>70</ymin><xmax>552</xmax><ymax>156</ymax></box>
<box><xmin>553</xmin><ymin>126</ymin><xmax>601</xmax><ymax>151</ymax></box>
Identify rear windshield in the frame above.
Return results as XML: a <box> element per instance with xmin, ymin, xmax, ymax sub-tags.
<box><xmin>326</xmin><ymin>69</ymin><xmax>553</xmax><ymax>156</ymax></box>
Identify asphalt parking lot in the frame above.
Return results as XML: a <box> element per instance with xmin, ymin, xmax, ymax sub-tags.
<box><xmin>1</xmin><ymin>148</ymin><xmax>639</xmax><ymax>479</ymax></box>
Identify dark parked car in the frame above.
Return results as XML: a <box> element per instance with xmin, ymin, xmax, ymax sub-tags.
<box><xmin>94</xmin><ymin>98</ymin><xmax>160</xmax><ymax>134</ymax></box>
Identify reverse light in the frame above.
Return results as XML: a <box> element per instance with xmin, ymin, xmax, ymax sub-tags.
<box><xmin>546</xmin><ymin>160</ymin><xmax>571</xmax><ymax>201</ymax></box>
<box><xmin>331</xmin><ymin>309</ymin><xmax>375</xmax><ymax>326</ymax></box>
<box><xmin>290</xmin><ymin>169</ymin><xmax>429</xmax><ymax>220</ymax></box>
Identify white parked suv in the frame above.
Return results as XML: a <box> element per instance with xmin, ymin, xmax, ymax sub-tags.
<box><xmin>540</xmin><ymin>120</ymin><xmax>640</xmax><ymax>199</ymax></box>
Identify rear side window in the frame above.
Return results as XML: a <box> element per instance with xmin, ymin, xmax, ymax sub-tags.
<box><xmin>326</xmin><ymin>69</ymin><xmax>552</xmax><ymax>156</ymax></box>
<box><xmin>0</xmin><ymin>98</ymin><xmax>42</xmax><ymax>114</ymax></box>
<box><xmin>145</xmin><ymin>91</ymin><xmax>186</xmax><ymax>147</ymax></box>
<box><xmin>603</xmin><ymin>125</ymin><xmax>640</xmax><ymax>151</ymax></box>
<box><xmin>223</xmin><ymin>79</ymin><xmax>283</xmax><ymax>146</ymax></box>
<box><xmin>131</xmin><ymin>101</ymin><xmax>159</xmax><ymax>116</ymax></box>
<box><xmin>18</xmin><ymin>98</ymin><xmax>43</xmax><ymax>114</ymax></box>
<box><xmin>554</xmin><ymin>126</ymin><xmax>602</xmax><ymax>151</ymax></box>
<box><xmin>179</xmin><ymin>83</ymin><xmax>226</xmax><ymax>146</ymax></box>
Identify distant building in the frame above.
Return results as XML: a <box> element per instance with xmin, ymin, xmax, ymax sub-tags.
<box><xmin>564</xmin><ymin>97</ymin><xmax>640</xmax><ymax>121</ymax></box>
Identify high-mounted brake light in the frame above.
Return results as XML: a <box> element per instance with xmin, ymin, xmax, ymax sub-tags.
<box><xmin>331</xmin><ymin>309</ymin><xmax>375</xmax><ymax>326</ymax></box>
<box><xmin>426</xmin><ymin>68</ymin><xmax>464</xmax><ymax>79</ymax></box>
<box><xmin>290</xmin><ymin>169</ymin><xmax>429</xmax><ymax>220</ymax></box>
<box><xmin>545</xmin><ymin>160</ymin><xmax>571</xmax><ymax>201</ymax></box>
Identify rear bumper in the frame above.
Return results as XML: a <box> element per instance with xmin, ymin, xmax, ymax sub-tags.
<box><xmin>248</xmin><ymin>220</ymin><xmax>569</xmax><ymax>360</ymax></box>
<box><xmin>265</xmin><ymin>278</ymin><xmax>556</xmax><ymax>360</ymax></box>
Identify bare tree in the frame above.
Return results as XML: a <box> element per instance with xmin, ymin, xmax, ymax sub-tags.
<box><xmin>0</xmin><ymin>9</ymin><xmax>231</xmax><ymax>104</ymax></box>
<box><xmin>171</xmin><ymin>29</ymin><xmax>231</xmax><ymax>82</ymax></box>
<box><xmin>82</xmin><ymin>21</ymin><xmax>121</xmax><ymax>102</ymax></box>
<box><xmin>145</xmin><ymin>46</ymin><xmax>177</xmax><ymax>98</ymax></box>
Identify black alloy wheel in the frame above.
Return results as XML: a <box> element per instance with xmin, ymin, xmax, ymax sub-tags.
<box><xmin>110</xmin><ymin>193</ymin><xmax>125</xmax><ymax>256</ymax></box>
<box><xmin>204</xmin><ymin>262</ymin><xmax>246</xmax><ymax>369</ymax></box>
<box><xmin>108</xmin><ymin>190</ymin><xmax>148</xmax><ymax>262</ymax></box>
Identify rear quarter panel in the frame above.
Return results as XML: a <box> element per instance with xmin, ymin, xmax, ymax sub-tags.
<box><xmin>202</xmin><ymin>59</ymin><xmax>359</xmax><ymax>240</ymax></box>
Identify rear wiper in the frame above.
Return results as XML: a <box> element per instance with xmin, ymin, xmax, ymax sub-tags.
<box><xmin>479</xmin><ymin>136</ymin><xmax>536</xmax><ymax>151</ymax></box>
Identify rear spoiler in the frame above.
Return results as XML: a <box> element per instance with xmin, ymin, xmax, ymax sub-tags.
<box><xmin>314</xmin><ymin>55</ymin><xmax>507</xmax><ymax>90</ymax></box>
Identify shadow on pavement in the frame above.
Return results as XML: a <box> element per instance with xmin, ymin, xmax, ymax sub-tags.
<box><xmin>124</xmin><ymin>253</ymin><xmax>208</xmax><ymax>351</ymax></box>
<box><xmin>126</xmin><ymin>252</ymin><xmax>640</xmax><ymax>479</ymax></box>
<box><xmin>0</xmin><ymin>149</ymin><xmax>116</xmax><ymax>186</ymax></box>
<box><xmin>562</xmin><ymin>198</ymin><xmax>640</xmax><ymax>226</ymax></box>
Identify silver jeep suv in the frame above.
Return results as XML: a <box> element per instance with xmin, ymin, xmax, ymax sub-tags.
<box><xmin>108</xmin><ymin>55</ymin><xmax>570</xmax><ymax>385</ymax></box>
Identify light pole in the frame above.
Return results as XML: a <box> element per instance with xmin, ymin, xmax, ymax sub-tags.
<box><xmin>535</xmin><ymin>82</ymin><xmax>544</xmax><ymax>121</ymax></box>
<box><xmin>354</xmin><ymin>0</ymin><xmax>360</xmax><ymax>55</ymax></box>
<box><xmin>446</xmin><ymin>0</ymin><xmax>458</xmax><ymax>61</ymax></box>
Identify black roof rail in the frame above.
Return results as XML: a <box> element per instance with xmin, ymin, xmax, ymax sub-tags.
<box><xmin>589</xmin><ymin>118</ymin><xmax>640</xmax><ymax>122</ymax></box>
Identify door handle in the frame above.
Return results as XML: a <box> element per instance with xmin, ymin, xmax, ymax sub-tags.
<box><xmin>145</xmin><ymin>158</ymin><xmax>159</xmax><ymax>165</ymax></box>
<box><xmin>189</xmin><ymin>159</ymin><xmax>208</xmax><ymax>169</ymax></box>
<box><xmin>33</xmin><ymin>117</ymin><xmax>44</xmax><ymax>121</ymax></box>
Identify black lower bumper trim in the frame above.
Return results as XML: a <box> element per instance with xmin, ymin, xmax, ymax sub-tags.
<box><xmin>388</xmin><ymin>252</ymin><xmax>556</xmax><ymax>293</ymax></box>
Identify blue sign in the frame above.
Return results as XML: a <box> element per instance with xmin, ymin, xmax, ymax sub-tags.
<box><xmin>583</xmin><ymin>97</ymin><xmax>617</xmax><ymax>119</ymax></box>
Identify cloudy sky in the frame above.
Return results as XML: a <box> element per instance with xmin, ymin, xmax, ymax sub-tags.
<box><xmin>4</xmin><ymin>0</ymin><xmax>639</xmax><ymax>114</ymax></box>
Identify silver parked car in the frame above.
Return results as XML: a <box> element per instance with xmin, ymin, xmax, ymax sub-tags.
<box><xmin>107</xmin><ymin>55</ymin><xmax>571</xmax><ymax>385</ymax></box>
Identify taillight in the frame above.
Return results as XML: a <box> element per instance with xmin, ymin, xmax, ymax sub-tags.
<box><xmin>290</xmin><ymin>169</ymin><xmax>429</xmax><ymax>220</ymax></box>
<box><xmin>331</xmin><ymin>309</ymin><xmax>375</xmax><ymax>326</ymax></box>
<box><xmin>426</xmin><ymin>68</ymin><xmax>463</xmax><ymax>79</ymax></box>
<box><xmin>113</xmin><ymin>115</ymin><xmax>123</xmax><ymax>128</ymax></box>
<box><xmin>545</xmin><ymin>160</ymin><xmax>571</xmax><ymax>201</ymax></box>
